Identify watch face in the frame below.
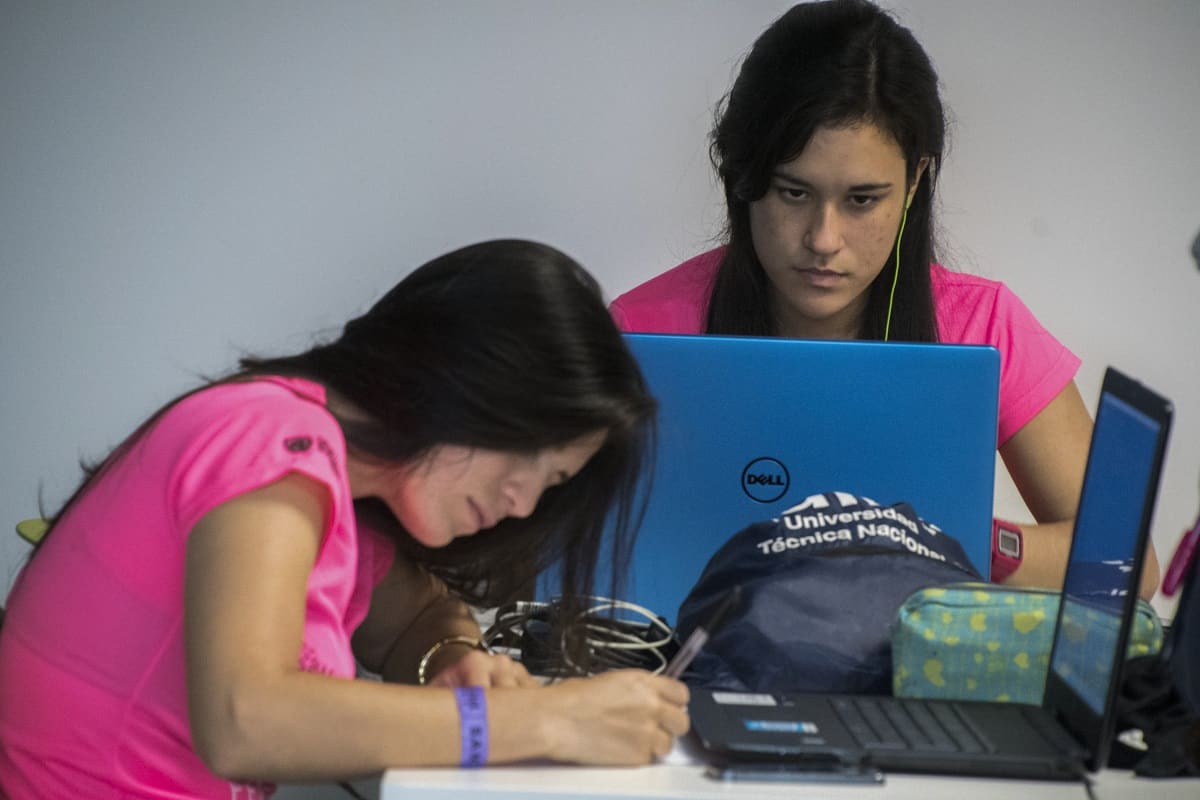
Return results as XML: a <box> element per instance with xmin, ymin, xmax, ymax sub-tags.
<box><xmin>997</xmin><ymin>528</ymin><xmax>1021</xmax><ymax>559</ymax></box>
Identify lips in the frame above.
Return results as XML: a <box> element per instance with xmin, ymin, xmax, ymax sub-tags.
<box><xmin>796</xmin><ymin>268</ymin><xmax>845</xmax><ymax>288</ymax></box>
<box><xmin>468</xmin><ymin>499</ymin><xmax>495</xmax><ymax>532</ymax></box>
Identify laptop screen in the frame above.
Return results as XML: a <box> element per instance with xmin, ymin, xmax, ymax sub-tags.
<box><xmin>1049</xmin><ymin>393</ymin><xmax>1162</xmax><ymax>712</ymax></box>
<box><xmin>1045</xmin><ymin>369</ymin><xmax>1171</xmax><ymax>771</ymax></box>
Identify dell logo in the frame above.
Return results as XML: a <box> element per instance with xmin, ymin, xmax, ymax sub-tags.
<box><xmin>741</xmin><ymin>457</ymin><xmax>790</xmax><ymax>503</ymax></box>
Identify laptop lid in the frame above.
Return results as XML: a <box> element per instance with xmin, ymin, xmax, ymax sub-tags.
<box><xmin>548</xmin><ymin>333</ymin><xmax>1000</xmax><ymax>622</ymax></box>
<box><xmin>1042</xmin><ymin>367</ymin><xmax>1172</xmax><ymax>771</ymax></box>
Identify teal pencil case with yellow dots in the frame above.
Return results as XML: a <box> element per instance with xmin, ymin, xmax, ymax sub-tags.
<box><xmin>892</xmin><ymin>583</ymin><xmax>1163</xmax><ymax>704</ymax></box>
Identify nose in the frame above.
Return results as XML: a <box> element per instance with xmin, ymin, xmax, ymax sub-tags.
<box><xmin>502</xmin><ymin>477</ymin><xmax>542</xmax><ymax>519</ymax></box>
<box><xmin>803</xmin><ymin>203</ymin><xmax>843</xmax><ymax>255</ymax></box>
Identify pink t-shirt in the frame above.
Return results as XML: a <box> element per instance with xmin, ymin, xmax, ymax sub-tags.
<box><xmin>0</xmin><ymin>377</ymin><xmax>394</xmax><ymax>799</ymax></box>
<box><xmin>610</xmin><ymin>247</ymin><xmax>1081</xmax><ymax>446</ymax></box>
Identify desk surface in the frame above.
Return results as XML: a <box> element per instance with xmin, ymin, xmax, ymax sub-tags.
<box><xmin>380</xmin><ymin>762</ymin><xmax>1197</xmax><ymax>800</ymax></box>
<box><xmin>381</xmin><ymin>735</ymin><xmax>1198</xmax><ymax>800</ymax></box>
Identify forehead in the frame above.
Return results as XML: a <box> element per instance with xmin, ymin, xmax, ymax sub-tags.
<box><xmin>777</xmin><ymin>123</ymin><xmax>907</xmax><ymax>183</ymax></box>
<box><xmin>553</xmin><ymin>429</ymin><xmax>608</xmax><ymax>461</ymax></box>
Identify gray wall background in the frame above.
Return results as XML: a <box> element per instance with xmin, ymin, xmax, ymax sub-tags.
<box><xmin>2</xmin><ymin>2</ymin><xmax>1199</xmax><ymax>794</ymax></box>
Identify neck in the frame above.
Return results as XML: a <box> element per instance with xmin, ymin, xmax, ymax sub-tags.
<box><xmin>771</xmin><ymin>296</ymin><xmax>865</xmax><ymax>341</ymax></box>
<box><xmin>324</xmin><ymin>388</ymin><xmax>391</xmax><ymax>501</ymax></box>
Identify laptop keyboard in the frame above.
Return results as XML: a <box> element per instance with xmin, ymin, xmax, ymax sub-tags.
<box><xmin>831</xmin><ymin>697</ymin><xmax>995</xmax><ymax>754</ymax></box>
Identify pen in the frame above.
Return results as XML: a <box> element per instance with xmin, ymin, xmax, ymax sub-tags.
<box><xmin>663</xmin><ymin>585</ymin><xmax>742</xmax><ymax>678</ymax></box>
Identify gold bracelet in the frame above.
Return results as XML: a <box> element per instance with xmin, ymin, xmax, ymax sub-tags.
<box><xmin>416</xmin><ymin>635</ymin><xmax>488</xmax><ymax>686</ymax></box>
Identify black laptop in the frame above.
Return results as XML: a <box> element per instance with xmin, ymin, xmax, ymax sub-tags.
<box><xmin>688</xmin><ymin>367</ymin><xmax>1172</xmax><ymax>781</ymax></box>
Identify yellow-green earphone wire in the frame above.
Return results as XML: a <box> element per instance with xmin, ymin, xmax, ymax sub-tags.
<box><xmin>883</xmin><ymin>203</ymin><xmax>909</xmax><ymax>342</ymax></box>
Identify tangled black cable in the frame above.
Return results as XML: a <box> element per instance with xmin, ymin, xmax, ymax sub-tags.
<box><xmin>482</xmin><ymin>596</ymin><xmax>677</xmax><ymax>678</ymax></box>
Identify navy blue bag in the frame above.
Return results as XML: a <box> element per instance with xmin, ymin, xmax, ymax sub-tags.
<box><xmin>676</xmin><ymin>491</ymin><xmax>982</xmax><ymax>695</ymax></box>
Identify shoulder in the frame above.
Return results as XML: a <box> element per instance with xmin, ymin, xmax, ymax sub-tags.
<box><xmin>156</xmin><ymin>378</ymin><xmax>348</xmax><ymax>524</ymax></box>
<box><xmin>930</xmin><ymin>263</ymin><xmax>1030</xmax><ymax>344</ymax></box>
<box><xmin>170</xmin><ymin>377</ymin><xmax>334</xmax><ymax>435</ymax></box>
<box><xmin>930</xmin><ymin>264</ymin><xmax>1081</xmax><ymax>444</ymax></box>
<box><xmin>930</xmin><ymin>263</ymin><xmax>1002</xmax><ymax>310</ymax></box>
<box><xmin>180</xmin><ymin>375</ymin><xmax>328</xmax><ymax>410</ymax></box>
<box><xmin>929</xmin><ymin>261</ymin><xmax>1074</xmax><ymax>365</ymax></box>
<box><xmin>167</xmin><ymin>376</ymin><xmax>344</xmax><ymax>464</ymax></box>
<box><xmin>609</xmin><ymin>247</ymin><xmax>725</xmax><ymax>334</ymax></box>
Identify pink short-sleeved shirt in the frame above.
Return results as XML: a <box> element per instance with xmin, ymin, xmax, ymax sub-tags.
<box><xmin>610</xmin><ymin>247</ymin><xmax>1080</xmax><ymax>445</ymax></box>
<box><xmin>0</xmin><ymin>377</ymin><xmax>395</xmax><ymax>799</ymax></box>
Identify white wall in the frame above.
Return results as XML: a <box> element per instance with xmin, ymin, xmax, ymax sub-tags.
<box><xmin>3</xmin><ymin>0</ymin><xmax>1198</xmax><ymax>662</ymax></box>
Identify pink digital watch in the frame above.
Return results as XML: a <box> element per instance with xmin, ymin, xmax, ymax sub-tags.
<box><xmin>991</xmin><ymin>518</ymin><xmax>1023</xmax><ymax>583</ymax></box>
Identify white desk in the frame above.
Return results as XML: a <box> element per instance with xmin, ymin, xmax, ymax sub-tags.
<box><xmin>380</xmin><ymin>763</ymin><xmax>1197</xmax><ymax>800</ymax></box>
<box><xmin>380</xmin><ymin>736</ymin><xmax>1199</xmax><ymax>800</ymax></box>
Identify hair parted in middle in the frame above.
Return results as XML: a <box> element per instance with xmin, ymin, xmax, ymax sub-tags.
<box><xmin>706</xmin><ymin>0</ymin><xmax>946</xmax><ymax>342</ymax></box>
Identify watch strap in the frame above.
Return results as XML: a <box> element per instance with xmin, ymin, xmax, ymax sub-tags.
<box><xmin>991</xmin><ymin>517</ymin><xmax>1023</xmax><ymax>583</ymax></box>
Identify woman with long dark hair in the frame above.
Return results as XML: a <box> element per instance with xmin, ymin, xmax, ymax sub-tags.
<box><xmin>611</xmin><ymin>0</ymin><xmax>1158</xmax><ymax>599</ymax></box>
<box><xmin>0</xmin><ymin>239</ymin><xmax>688</xmax><ymax>798</ymax></box>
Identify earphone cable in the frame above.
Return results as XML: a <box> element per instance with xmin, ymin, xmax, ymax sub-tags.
<box><xmin>883</xmin><ymin>202</ymin><xmax>909</xmax><ymax>342</ymax></box>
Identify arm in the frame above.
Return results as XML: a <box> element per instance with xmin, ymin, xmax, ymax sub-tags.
<box><xmin>998</xmin><ymin>380</ymin><xmax>1160</xmax><ymax>600</ymax></box>
<box><xmin>185</xmin><ymin>473</ymin><xmax>689</xmax><ymax>782</ymax></box>
<box><xmin>351</xmin><ymin>551</ymin><xmax>534</xmax><ymax>688</ymax></box>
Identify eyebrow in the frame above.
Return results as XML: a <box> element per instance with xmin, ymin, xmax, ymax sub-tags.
<box><xmin>771</xmin><ymin>171</ymin><xmax>895</xmax><ymax>193</ymax></box>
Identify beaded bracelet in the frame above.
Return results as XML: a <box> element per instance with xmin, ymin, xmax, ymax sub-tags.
<box><xmin>416</xmin><ymin>635</ymin><xmax>488</xmax><ymax>686</ymax></box>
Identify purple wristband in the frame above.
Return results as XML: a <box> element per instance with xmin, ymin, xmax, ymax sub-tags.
<box><xmin>453</xmin><ymin>686</ymin><xmax>488</xmax><ymax>767</ymax></box>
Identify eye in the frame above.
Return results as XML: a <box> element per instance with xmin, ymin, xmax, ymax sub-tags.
<box><xmin>847</xmin><ymin>194</ymin><xmax>882</xmax><ymax>210</ymax></box>
<box><xmin>774</xmin><ymin>183</ymin><xmax>809</xmax><ymax>203</ymax></box>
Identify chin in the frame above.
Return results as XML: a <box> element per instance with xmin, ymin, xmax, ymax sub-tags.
<box><xmin>431</xmin><ymin>532</ymin><xmax>460</xmax><ymax>548</ymax></box>
<box><xmin>792</xmin><ymin>304</ymin><xmax>847</xmax><ymax>326</ymax></box>
<box><xmin>407</xmin><ymin>525</ymin><xmax>456</xmax><ymax>549</ymax></box>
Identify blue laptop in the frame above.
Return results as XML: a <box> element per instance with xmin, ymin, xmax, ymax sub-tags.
<box><xmin>543</xmin><ymin>333</ymin><xmax>1001</xmax><ymax>623</ymax></box>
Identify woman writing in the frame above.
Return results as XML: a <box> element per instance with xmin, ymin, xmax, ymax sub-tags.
<box><xmin>0</xmin><ymin>239</ymin><xmax>689</xmax><ymax>798</ymax></box>
<box><xmin>611</xmin><ymin>0</ymin><xmax>1159</xmax><ymax>598</ymax></box>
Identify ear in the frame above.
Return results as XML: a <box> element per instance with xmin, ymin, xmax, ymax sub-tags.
<box><xmin>906</xmin><ymin>156</ymin><xmax>932</xmax><ymax>210</ymax></box>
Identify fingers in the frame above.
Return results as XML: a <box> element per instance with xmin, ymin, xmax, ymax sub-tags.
<box><xmin>427</xmin><ymin>650</ymin><xmax>536</xmax><ymax>689</ymax></box>
<box><xmin>639</xmin><ymin>673</ymin><xmax>691</xmax><ymax>761</ymax></box>
<box><xmin>532</xmin><ymin>671</ymin><xmax>695</xmax><ymax>766</ymax></box>
<box><xmin>650</xmin><ymin>727</ymin><xmax>675</xmax><ymax>761</ymax></box>
<box><xmin>514</xmin><ymin>666</ymin><xmax>540</xmax><ymax>689</ymax></box>
<box><xmin>604</xmin><ymin>672</ymin><xmax>689</xmax><ymax>721</ymax></box>
<box><xmin>486</xmin><ymin>654</ymin><xmax>538</xmax><ymax>688</ymax></box>
<box><xmin>588</xmin><ymin>671</ymin><xmax>692</xmax><ymax>764</ymax></box>
<box><xmin>642</xmin><ymin>673</ymin><xmax>691</xmax><ymax>744</ymax></box>
<box><xmin>659</xmin><ymin>693</ymin><xmax>691</xmax><ymax>739</ymax></box>
<box><xmin>652</xmin><ymin>673</ymin><xmax>691</xmax><ymax>707</ymax></box>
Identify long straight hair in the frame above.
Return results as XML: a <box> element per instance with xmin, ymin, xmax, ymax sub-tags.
<box><xmin>35</xmin><ymin>240</ymin><xmax>656</xmax><ymax>615</ymax></box>
<box><xmin>707</xmin><ymin>0</ymin><xmax>944</xmax><ymax>342</ymax></box>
